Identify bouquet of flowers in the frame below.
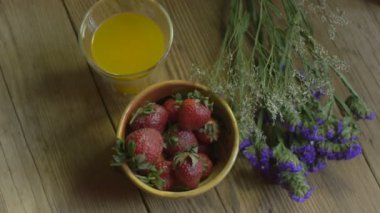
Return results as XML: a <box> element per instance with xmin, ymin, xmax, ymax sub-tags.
<box><xmin>193</xmin><ymin>0</ymin><xmax>374</xmax><ymax>202</ymax></box>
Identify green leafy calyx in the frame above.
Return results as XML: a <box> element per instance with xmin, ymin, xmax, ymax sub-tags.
<box><xmin>173</xmin><ymin>146</ymin><xmax>199</xmax><ymax>167</ymax></box>
<box><xmin>129</xmin><ymin>102</ymin><xmax>156</xmax><ymax>124</ymax></box>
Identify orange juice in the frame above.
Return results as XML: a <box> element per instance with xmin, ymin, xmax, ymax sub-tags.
<box><xmin>91</xmin><ymin>12</ymin><xmax>165</xmax><ymax>76</ymax></box>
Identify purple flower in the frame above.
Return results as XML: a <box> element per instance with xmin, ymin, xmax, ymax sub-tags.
<box><xmin>259</xmin><ymin>147</ymin><xmax>273</xmax><ymax>171</ymax></box>
<box><xmin>319</xmin><ymin>142</ymin><xmax>362</xmax><ymax>160</ymax></box>
<box><xmin>277</xmin><ymin>161</ymin><xmax>303</xmax><ymax>173</ymax></box>
<box><xmin>336</xmin><ymin>121</ymin><xmax>344</xmax><ymax>134</ymax></box>
<box><xmin>317</xmin><ymin>147</ymin><xmax>328</xmax><ymax>157</ymax></box>
<box><xmin>365</xmin><ymin>112</ymin><xmax>375</xmax><ymax>120</ymax></box>
<box><xmin>316</xmin><ymin>118</ymin><xmax>325</xmax><ymax>126</ymax></box>
<box><xmin>300</xmin><ymin>126</ymin><xmax>325</xmax><ymax>141</ymax></box>
<box><xmin>308</xmin><ymin>159</ymin><xmax>327</xmax><ymax>173</ymax></box>
<box><xmin>290</xmin><ymin>187</ymin><xmax>314</xmax><ymax>203</ymax></box>
<box><xmin>345</xmin><ymin>143</ymin><xmax>362</xmax><ymax>160</ymax></box>
<box><xmin>242</xmin><ymin>150</ymin><xmax>260</xmax><ymax>168</ymax></box>
<box><xmin>240</xmin><ymin>139</ymin><xmax>253</xmax><ymax>150</ymax></box>
<box><xmin>312</xmin><ymin>89</ymin><xmax>325</xmax><ymax>100</ymax></box>
<box><xmin>350</xmin><ymin>135</ymin><xmax>359</xmax><ymax>141</ymax></box>
<box><xmin>309</xmin><ymin>126</ymin><xmax>325</xmax><ymax>142</ymax></box>
<box><xmin>284</xmin><ymin>123</ymin><xmax>297</xmax><ymax>132</ymax></box>
<box><xmin>326</xmin><ymin>151</ymin><xmax>338</xmax><ymax>160</ymax></box>
<box><xmin>337</xmin><ymin>137</ymin><xmax>348</xmax><ymax>144</ymax></box>
<box><xmin>264</xmin><ymin>112</ymin><xmax>273</xmax><ymax>124</ymax></box>
<box><xmin>299</xmin><ymin>125</ymin><xmax>325</xmax><ymax>141</ymax></box>
<box><xmin>293</xmin><ymin>145</ymin><xmax>316</xmax><ymax>164</ymax></box>
<box><xmin>288</xmin><ymin>124</ymin><xmax>296</xmax><ymax>133</ymax></box>
<box><xmin>326</xmin><ymin>130</ymin><xmax>335</xmax><ymax>140</ymax></box>
<box><xmin>300</xmin><ymin>126</ymin><xmax>311</xmax><ymax>139</ymax></box>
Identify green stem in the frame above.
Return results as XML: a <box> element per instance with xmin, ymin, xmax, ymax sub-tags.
<box><xmin>302</xmin><ymin>106</ymin><xmax>314</xmax><ymax>121</ymax></box>
<box><xmin>326</xmin><ymin>98</ymin><xmax>335</xmax><ymax>120</ymax></box>
<box><xmin>257</xmin><ymin>109</ymin><xmax>264</xmax><ymax>129</ymax></box>
<box><xmin>334</xmin><ymin>70</ymin><xmax>359</xmax><ymax>97</ymax></box>
<box><xmin>263</xmin><ymin>43</ymin><xmax>275</xmax><ymax>87</ymax></box>
<box><xmin>251</xmin><ymin>0</ymin><xmax>264</xmax><ymax>60</ymax></box>
<box><xmin>334</xmin><ymin>94</ymin><xmax>353</xmax><ymax>116</ymax></box>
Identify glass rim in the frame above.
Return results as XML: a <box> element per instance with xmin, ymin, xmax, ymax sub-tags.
<box><xmin>78</xmin><ymin>0</ymin><xmax>174</xmax><ymax>79</ymax></box>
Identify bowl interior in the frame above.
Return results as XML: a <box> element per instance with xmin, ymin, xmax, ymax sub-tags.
<box><xmin>117</xmin><ymin>80</ymin><xmax>239</xmax><ymax>198</ymax></box>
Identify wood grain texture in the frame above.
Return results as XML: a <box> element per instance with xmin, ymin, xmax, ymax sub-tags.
<box><xmin>0</xmin><ymin>67</ymin><xmax>51</xmax><ymax>212</ymax></box>
<box><xmin>217</xmin><ymin>157</ymin><xmax>380</xmax><ymax>212</ymax></box>
<box><xmin>0</xmin><ymin>0</ymin><xmax>379</xmax><ymax>212</ymax></box>
<box><xmin>0</xmin><ymin>0</ymin><xmax>147</xmax><ymax>211</ymax></box>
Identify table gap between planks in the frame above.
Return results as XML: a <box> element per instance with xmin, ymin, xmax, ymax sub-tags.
<box><xmin>0</xmin><ymin>0</ymin><xmax>379</xmax><ymax>212</ymax></box>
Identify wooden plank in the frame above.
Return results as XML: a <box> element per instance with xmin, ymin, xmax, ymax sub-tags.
<box><xmin>63</xmin><ymin>0</ymin><xmax>380</xmax><ymax>212</ymax></box>
<box><xmin>62</xmin><ymin>0</ymin><xmax>227</xmax><ymax>212</ymax></box>
<box><xmin>0</xmin><ymin>66</ymin><xmax>51</xmax><ymax>212</ymax></box>
<box><xmin>0</xmin><ymin>141</ymin><xmax>25</xmax><ymax>213</ymax></box>
<box><xmin>0</xmin><ymin>0</ymin><xmax>148</xmax><ymax>211</ymax></box>
<box><xmin>217</xmin><ymin>157</ymin><xmax>380</xmax><ymax>212</ymax></box>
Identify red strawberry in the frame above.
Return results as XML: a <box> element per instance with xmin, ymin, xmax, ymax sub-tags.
<box><xmin>130</xmin><ymin>102</ymin><xmax>169</xmax><ymax>133</ymax></box>
<box><xmin>155</xmin><ymin>160</ymin><xmax>174</xmax><ymax>191</ymax></box>
<box><xmin>173</xmin><ymin>150</ymin><xmax>203</xmax><ymax>189</ymax></box>
<box><xmin>194</xmin><ymin>119</ymin><xmax>219</xmax><ymax>144</ymax></box>
<box><xmin>125</xmin><ymin>128</ymin><xmax>164</xmax><ymax>165</ymax></box>
<box><xmin>163</xmin><ymin>97</ymin><xmax>182</xmax><ymax>122</ymax></box>
<box><xmin>165</xmin><ymin>126</ymin><xmax>198</xmax><ymax>157</ymax></box>
<box><xmin>178</xmin><ymin>99</ymin><xmax>211</xmax><ymax>130</ymax></box>
<box><xmin>199</xmin><ymin>153</ymin><xmax>213</xmax><ymax>179</ymax></box>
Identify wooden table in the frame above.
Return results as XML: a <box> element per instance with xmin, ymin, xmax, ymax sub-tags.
<box><xmin>0</xmin><ymin>0</ymin><xmax>379</xmax><ymax>212</ymax></box>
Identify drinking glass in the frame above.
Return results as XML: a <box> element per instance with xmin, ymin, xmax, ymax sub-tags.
<box><xmin>79</xmin><ymin>0</ymin><xmax>173</xmax><ymax>93</ymax></box>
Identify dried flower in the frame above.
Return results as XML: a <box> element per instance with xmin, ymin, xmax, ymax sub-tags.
<box><xmin>308</xmin><ymin>158</ymin><xmax>327</xmax><ymax>173</ymax></box>
<box><xmin>293</xmin><ymin>144</ymin><xmax>316</xmax><ymax>164</ymax></box>
<box><xmin>192</xmin><ymin>0</ymin><xmax>373</xmax><ymax>202</ymax></box>
<box><xmin>290</xmin><ymin>187</ymin><xmax>315</xmax><ymax>203</ymax></box>
<box><xmin>345</xmin><ymin>95</ymin><xmax>374</xmax><ymax>120</ymax></box>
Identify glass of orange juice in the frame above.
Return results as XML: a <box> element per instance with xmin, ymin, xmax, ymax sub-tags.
<box><xmin>79</xmin><ymin>0</ymin><xmax>173</xmax><ymax>93</ymax></box>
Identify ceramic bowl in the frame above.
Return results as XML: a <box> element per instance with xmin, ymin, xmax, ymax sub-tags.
<box><xmin>116</xmin><ymin>80</ymin><xmax>239</xmax><ymax>198</ymax></box>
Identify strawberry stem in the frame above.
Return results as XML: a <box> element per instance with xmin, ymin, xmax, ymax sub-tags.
<box><xmin>129</xmin><ymin>102</ymin><xmax>156</xmax><ymax>125</ymax></box>
<box><xmin>187</xmin><ymin>90</ymin><xmax>214</xmax><ymax>110</ymax></box>
<box><xmin>173</xmin><ymin>147</ymin><xmax>200</xmax><ymax>167</ymax></box>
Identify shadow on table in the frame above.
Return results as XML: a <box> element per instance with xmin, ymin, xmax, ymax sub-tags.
<box><xmin>363</xmin><ymin>0</ymin><xmax>380</xmax><ymax>6</ymax></box>
<box><xmin>26</xmin><ymin>64</ymin><xmax>146</xmax><ymax>209</ymax></box>
<box><xmin>70</xmin><ymin>142</ymin><xmax>144</xmax><ymax>206</ymax></box>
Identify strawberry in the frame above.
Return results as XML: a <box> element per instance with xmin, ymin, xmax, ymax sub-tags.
<box><xmin>164</xmin><ymin>126</ymin><xmax>198</xmax><ymax>157</ymax></box>
<box><xmin>194</xmin><ymin>119</ymin><xmax>219</xmax><ymax>144</ymax></box>
<box><xmin>130</xmin><ymin>102</ymin><xmax>169</xmax><ymax>133</ymax></box>
<box><xmin>163</xmin><ymin>93</ymin><xmax>183</xmax><ymax>122</ymax></box>
<box><xmin>199</xmin><ymin>153</ymin><xmax>213</xmax><ymax>179</ymax></box>
<box><xmin>125</xmin><ymin>128</ymin><xmax>164</xmax><ymax>165</ymax></box>
<box><xmin>178</xmin><ymin>99</ymin><xmax>212</xmax><ymax>130</ymax></box>
<box><xmin>173</xmin><ymin>148</ymin><xmax>203</xmax><ymax>189</ymax></box>
<box><xmin>155</xmin><ymin>160</ymin><xmax>174</xmax><ymax>191</ymax></box>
